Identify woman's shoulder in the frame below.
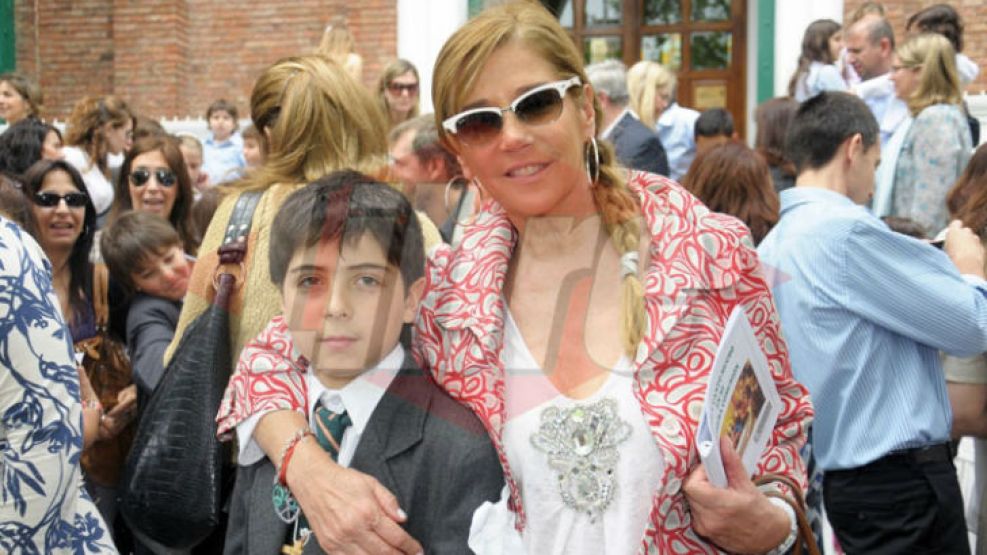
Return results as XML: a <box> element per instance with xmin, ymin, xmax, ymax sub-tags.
<box><xmin>629</xmin><ymin>171</ymin><xmax>757</xmax><ymax>284</ymax></box>
<box><xmin>916</xmin><ymin>103</ymin><xmax>965</xmax><ymax>123</ymax></box>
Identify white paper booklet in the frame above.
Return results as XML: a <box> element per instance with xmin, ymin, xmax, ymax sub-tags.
<box><xmin>696</xmin><ymin>307</ymin><xmax>782</xmax><ymax>488</ymax></box>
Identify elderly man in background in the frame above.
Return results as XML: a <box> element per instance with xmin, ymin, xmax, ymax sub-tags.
<box><xmin>586</xmin><ymin>59</ymin><xmax>669</xmax><ymax>177</ymax></box>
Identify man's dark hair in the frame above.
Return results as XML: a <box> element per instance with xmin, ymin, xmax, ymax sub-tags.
<box><xmin>694</xmin><ymin>108</ymin><xmax>735</xmax><ymax>139</ymax></box>
<box><xmin>269</xmin><ymin>170</ymin><xmax>424</xmax><ymax>291</ymax></box>
<box><xmin>785</xmin><ymin>92</ymin><xmax>879</xmax><ymax>174</ymax></box>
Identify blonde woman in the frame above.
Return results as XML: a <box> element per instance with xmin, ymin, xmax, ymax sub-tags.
<box><xmin>317</xmin><ymin>23</ymin><xmax>363</xmax><ymax>81</ymax></box>
<box><xmin>886</xmin><ymin>33</ymin><xmax>971</xmax><ymax>234</ymax></box>
<box><xmin>62</xmin><ymin>95</ymin><xmax>135</xmax><ymax>221</ymax></box>
<box><xmin>627</xmin><ymin>60</ymin><xmax>698</xmax><ymax>181</ymax></box>
<box><xmin>166</xmin><ymin>54</ymin><xmax>411</xmax><ymax>368</ymax></box>
<box><xmin>218</xmin><ymin>2</ymin><xmax>812</xmax><ymax>553</ymax></box>
<box><xmin>377</xmin><ymin>59</ymin><xmax>421</xmax><ymax>129</ymax></box>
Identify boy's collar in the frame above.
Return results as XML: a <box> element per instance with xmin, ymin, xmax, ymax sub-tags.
<box><xmin>304</xmin><ymin>344</ymin><xmax>405</xmax><ymax>435</ymax></box>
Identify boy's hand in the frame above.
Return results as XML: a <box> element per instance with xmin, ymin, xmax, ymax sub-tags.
<box><xmin>288</xmin><ymin>440</ymin><xmax>422</xmax><ymax>555</ymax></box>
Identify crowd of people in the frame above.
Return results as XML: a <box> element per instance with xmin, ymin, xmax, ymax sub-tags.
<box><xmin>1</xmin><ymin>1</ymin><xmax>987</xmax><ymax>554</ymax></box>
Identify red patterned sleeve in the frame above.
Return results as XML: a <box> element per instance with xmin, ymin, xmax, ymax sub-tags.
<box><xmin>711</xmin><ymin>212</ymin><xmax>814</xmax><ymax>492</ymax></box>
<box><xmin>216</xmin><ymin>316</ymin><xmax>308</xmax><ymax>439</ymax></box>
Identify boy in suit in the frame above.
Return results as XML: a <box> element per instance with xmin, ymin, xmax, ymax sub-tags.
<box><xmin>223</xmin><ymin>171</ymin><xmax>504</xmax><ymax>554</ymax></box>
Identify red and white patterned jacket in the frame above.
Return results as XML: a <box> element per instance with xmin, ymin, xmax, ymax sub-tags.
<box><xmin>215</xmin><ymin>170</ymin><xmax>812</xmax><ymax>554</ymax></box>
<box><xmin>415</xmin><ymin>171</ymin><xmax>812</xmax><ymax>553</ymax></box>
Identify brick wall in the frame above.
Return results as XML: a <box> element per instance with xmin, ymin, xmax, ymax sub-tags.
<box><xmin>15</xmin><ymin>0</ymin><xmax>397</xmax><ymax>120</ymax></box>
<box><xmin>843</xmin><ymin>0</ymin><xmax>987</xmax><ymax>94</ymax></box>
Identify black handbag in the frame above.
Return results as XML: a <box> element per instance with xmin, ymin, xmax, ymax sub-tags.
<box><xmin>119</xmin><ymin>191</ymin><xmax>261</xmax><ymax>549</ymax></box>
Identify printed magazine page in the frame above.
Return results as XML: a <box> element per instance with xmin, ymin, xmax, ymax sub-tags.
<box><xmin>696</xmin><ymin>307</ymin><xmax>782</xmax><ymax>488</ymax></box>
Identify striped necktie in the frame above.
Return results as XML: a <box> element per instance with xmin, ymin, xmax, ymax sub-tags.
<box><xmin>276</xmin><ymin>403</ymin><xmax>352</xmax><ymax>553</ymax></box>
<box><xmin>312</xmin><ymin>404</ymin><xmax>352</xmax><ymax>461</ymax></box>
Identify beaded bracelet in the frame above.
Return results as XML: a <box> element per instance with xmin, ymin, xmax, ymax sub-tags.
<box><xmin>82</xmin><ymin>398</ymin><xmax>102</xmax><ymax>412</ymax></box>
<box><xmin>276</xmin><ymin>428</ymin><xmax>314</xmax><ymax>487</ymax></box>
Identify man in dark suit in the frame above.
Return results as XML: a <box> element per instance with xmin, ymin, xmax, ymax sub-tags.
<box><xmin>587</xmin><ymin>59</ymin><xmax>670</xmax><ymax>177</ymax></box>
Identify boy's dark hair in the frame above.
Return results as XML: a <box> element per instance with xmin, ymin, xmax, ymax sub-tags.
<box><xmin>101</xmin><ymin>211</ymin><xmax>182</xmax><ymax>296</ymax></box>
<box><xmin>269</xmin><ymin>170</ymin><xmax>424</xmax><ymax>291</ymax></box>
<box><xmin>206</xmin><ymin>99</ymin><xmax>239</xmax><ymax>126</ymax></box>
<box><xmin>785</xmin><ymin>92</ymin><xmax>879</xmax><ymax>174</ymax></box>
<box><xmin>694</xmin><ymin>108</ymin><xmax>735</xmax><ymax>139</ymax></box>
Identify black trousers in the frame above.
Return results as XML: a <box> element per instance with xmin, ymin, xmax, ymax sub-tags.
<box><xmin>823</xmin><ymin>444</ymin><xmax>970</xmax><ymax>555</ymax></box>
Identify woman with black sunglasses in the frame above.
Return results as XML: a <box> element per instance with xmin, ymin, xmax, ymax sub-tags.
<box><xmin>377</xmin><ymin>58</ymin><xmax>421</xmax><ymax>129</ymax></box>
<box><xmin>223</xmin><ymin>3</ymin><xmax>813</xmax><ymax>554</ymax></box>
<box><xmin>110</xmin><ymin>135</ymin><xmax>198</xmax><ymax>256</ymax></box>
<box><xmin>22</xmin><ymin>159</ymin><xmax>136</xmax><ymax>549</ymax></box>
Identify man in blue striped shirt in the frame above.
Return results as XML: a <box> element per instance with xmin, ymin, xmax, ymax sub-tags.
<box><xmin>758</xmin><ymin>92</ymin><xmax>987</xmax><ymax>554</ymax></box>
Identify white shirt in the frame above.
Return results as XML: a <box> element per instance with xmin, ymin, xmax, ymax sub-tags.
<box><xmin>62</xmin><ymin>145</ymin><xmax>114</xmax><ymax>217</ymax></box>
<box><xmin>854</xmin><ymin>72</ymin><xmax>909</xmax><ymax>147</ymax></box>
<box><xmin>499</xmin><ymin>310</ymin><xmax>663</xmax><ymax>555</ymax></box>
<box><xmin>656</xmin><ymin>103</ymin><xmax>700</xmax><ymax>182</ymax></box>
<box><xmin>957</xmin><ymin>53</ymin><xmax>980</xmax><ymax>86</ymax></box>
<box><xmin>236</xmin><ymin>345</ymin><xmax>403</xmax><ymax>465</ymax></box>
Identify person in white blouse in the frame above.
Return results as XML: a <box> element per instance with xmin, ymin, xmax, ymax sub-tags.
<box><xmin>788</xmin><ymin>19</ymin><xmax>848</xmax><ymax>102</ymax></box>
<box><xmin>62</xmin><ymin>95</ymin><xmax>134</xmax><ymax>225</ymax></box>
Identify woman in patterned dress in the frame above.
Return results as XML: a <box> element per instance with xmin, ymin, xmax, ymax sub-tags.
<box><xmin>0</xmin><ymin>211</ymin><xmax>116</xmax><ymax>553</ymax></box>
<box><xmin>218</xmin><ymin>2</ymin><xmax>813</xmax><ymax>553</ymax></box>
<box><xmin>888</xmin><ymin>33</ymin><xmax>972</xmax><ymax>235</ymax></box>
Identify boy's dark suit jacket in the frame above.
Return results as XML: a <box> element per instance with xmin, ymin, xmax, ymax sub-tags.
<box><xmin>223</xmin><ymin>355</ymin><xmax>505</xmax><ymax>555</ymax></box>
<box><xmin>608</xmin><ymin>110</ymin><xmax>670</xmax><ymax>177</ymax></box>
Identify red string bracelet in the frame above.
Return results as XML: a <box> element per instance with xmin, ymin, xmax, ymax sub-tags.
<box><xmin>277</xmin><ymin>429</ymin><xmax>314</xmax><ymax>487</ymax></box>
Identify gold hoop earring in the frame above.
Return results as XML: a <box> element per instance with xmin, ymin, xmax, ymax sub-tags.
<box><xmin>585</xmin><ymin>137</ymin><xmax>600</xmax><ymax>184</ymax></box>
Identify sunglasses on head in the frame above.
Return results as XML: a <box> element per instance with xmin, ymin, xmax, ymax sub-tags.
<box><xmin>442</xmin><ymin>76</ymin><xmax>582</xmax><ymax>146</ymax></box>
<box><xmin>129</xmin><ymin>167</ymin><xmax>177</xmax><ymax>187</ymax></box>
<box><xmin>387</xmin><ymin>82</ymin><xmax>419</xmax><ymax>95</ymax></box>
<box><xmin>33</xmin><ymin>191</ymin><xmax>89</xmax><ymax>208</ymax></box>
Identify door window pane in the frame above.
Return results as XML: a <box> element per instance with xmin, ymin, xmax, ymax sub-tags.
<box><xmin>691</xmin><ymin>0</ymin><xmax>730</xmax><ymax>22</ymax></box>
<box><xmin>641</xmin><ymin>34</ymin><xmax>682</xmax><ymax>71</ymax></box>
<box><xmin>586</xmin><ymin>0</ymin><xmax>623</xmax><ymax>26</ymax></box>
<box><xmin>643</xmin><ymin>0</ymin><xmax>681</xmax><ymax>25</ymax></box>
<box><xmin>690</xmin><ymin>31</ymin><xmax>731</xmax><ymax>70</ymax></box>
<box><xmin>584</xmin><ymin>36</ymin><xmax>623</xmax><ymax>65</ymax></box>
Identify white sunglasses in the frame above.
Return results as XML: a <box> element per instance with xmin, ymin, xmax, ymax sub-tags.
<box><xmin>442</xmin><ymin>76</ymin><xmax>582</xmax><ymax>145</ymax></box>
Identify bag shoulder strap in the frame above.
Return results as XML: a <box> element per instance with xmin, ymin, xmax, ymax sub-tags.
<box><xmin>221</xmin><ymin>191</ymin><xmax>263</xmax><ymax>248</ymax></box>
<box><xmin>92</xmin><ymin>263</ymin><xmax>110</xmax><ymax>329</ymax></box>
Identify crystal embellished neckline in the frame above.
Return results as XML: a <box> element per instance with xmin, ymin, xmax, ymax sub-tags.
<box><xmin>529</xmin><ymin>397</ymin><xmax>632</xmax><ymax>520</ymax></box>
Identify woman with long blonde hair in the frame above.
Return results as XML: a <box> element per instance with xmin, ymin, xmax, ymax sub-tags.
<box><xmin>626</xmin><ymin>60</ymin><xmax>698</xmax><ymax>181</ymax></box>
<box><xmin>166</xmin><ymin>53</ymin><xmax>390</xmax><ymax>368</ymax></box>
<box><xmin>377</xmin><ymin>59</ymin><xmax>421</xmax><ymax>129</ymax></box>
<box><xmin>885</xmin><ymin>33</ymin><xmax>970</xmax><ymax>233</ymax></box>
<box><xmin>219</xmin><ymin>2</ymin><xmax>812</xmax><ymax>553</ymax></box>
<box><xmin>316</xmin><ymin>23</ymin><xmax>363</xmax><ymax>81</ymax></box>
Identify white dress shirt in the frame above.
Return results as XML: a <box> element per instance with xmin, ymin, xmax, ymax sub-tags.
<box><xmin>236</xmin><ymin>345</ymin><xmax>403</xmax><ymax>465</ymax></box>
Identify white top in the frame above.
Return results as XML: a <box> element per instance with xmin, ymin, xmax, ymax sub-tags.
<box><xmin>62</xmin><ymin>145</ymin><xmax>114</xmax><ymax>217</ymax></box>
<box><xmin>500</xmin><ymin>310</ymin><xmax>663</xmax><ymax>555</ymax></box>
<box><xmin>793</xmin><ymin>61</ymin><xmax>847</xmax><ymax>103</ymax></box>
<box><xmin>656</xmin><ymin>103</ymin><xmax>700</xmax><ymax>182</ymax></box>
<box><xmin>236</xmin><ymin>344</ymin><xmax>403</xmax><ymax>465</ymax></box>
<box><xmin>853</xmin><ymin>72</ymin><xmax>909</xmax><ymax>147</ymax></box>
<box><xmin>957</xmin><ymin>53</ymin><xmax>980</xmax><ymax>87</ymax></box>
